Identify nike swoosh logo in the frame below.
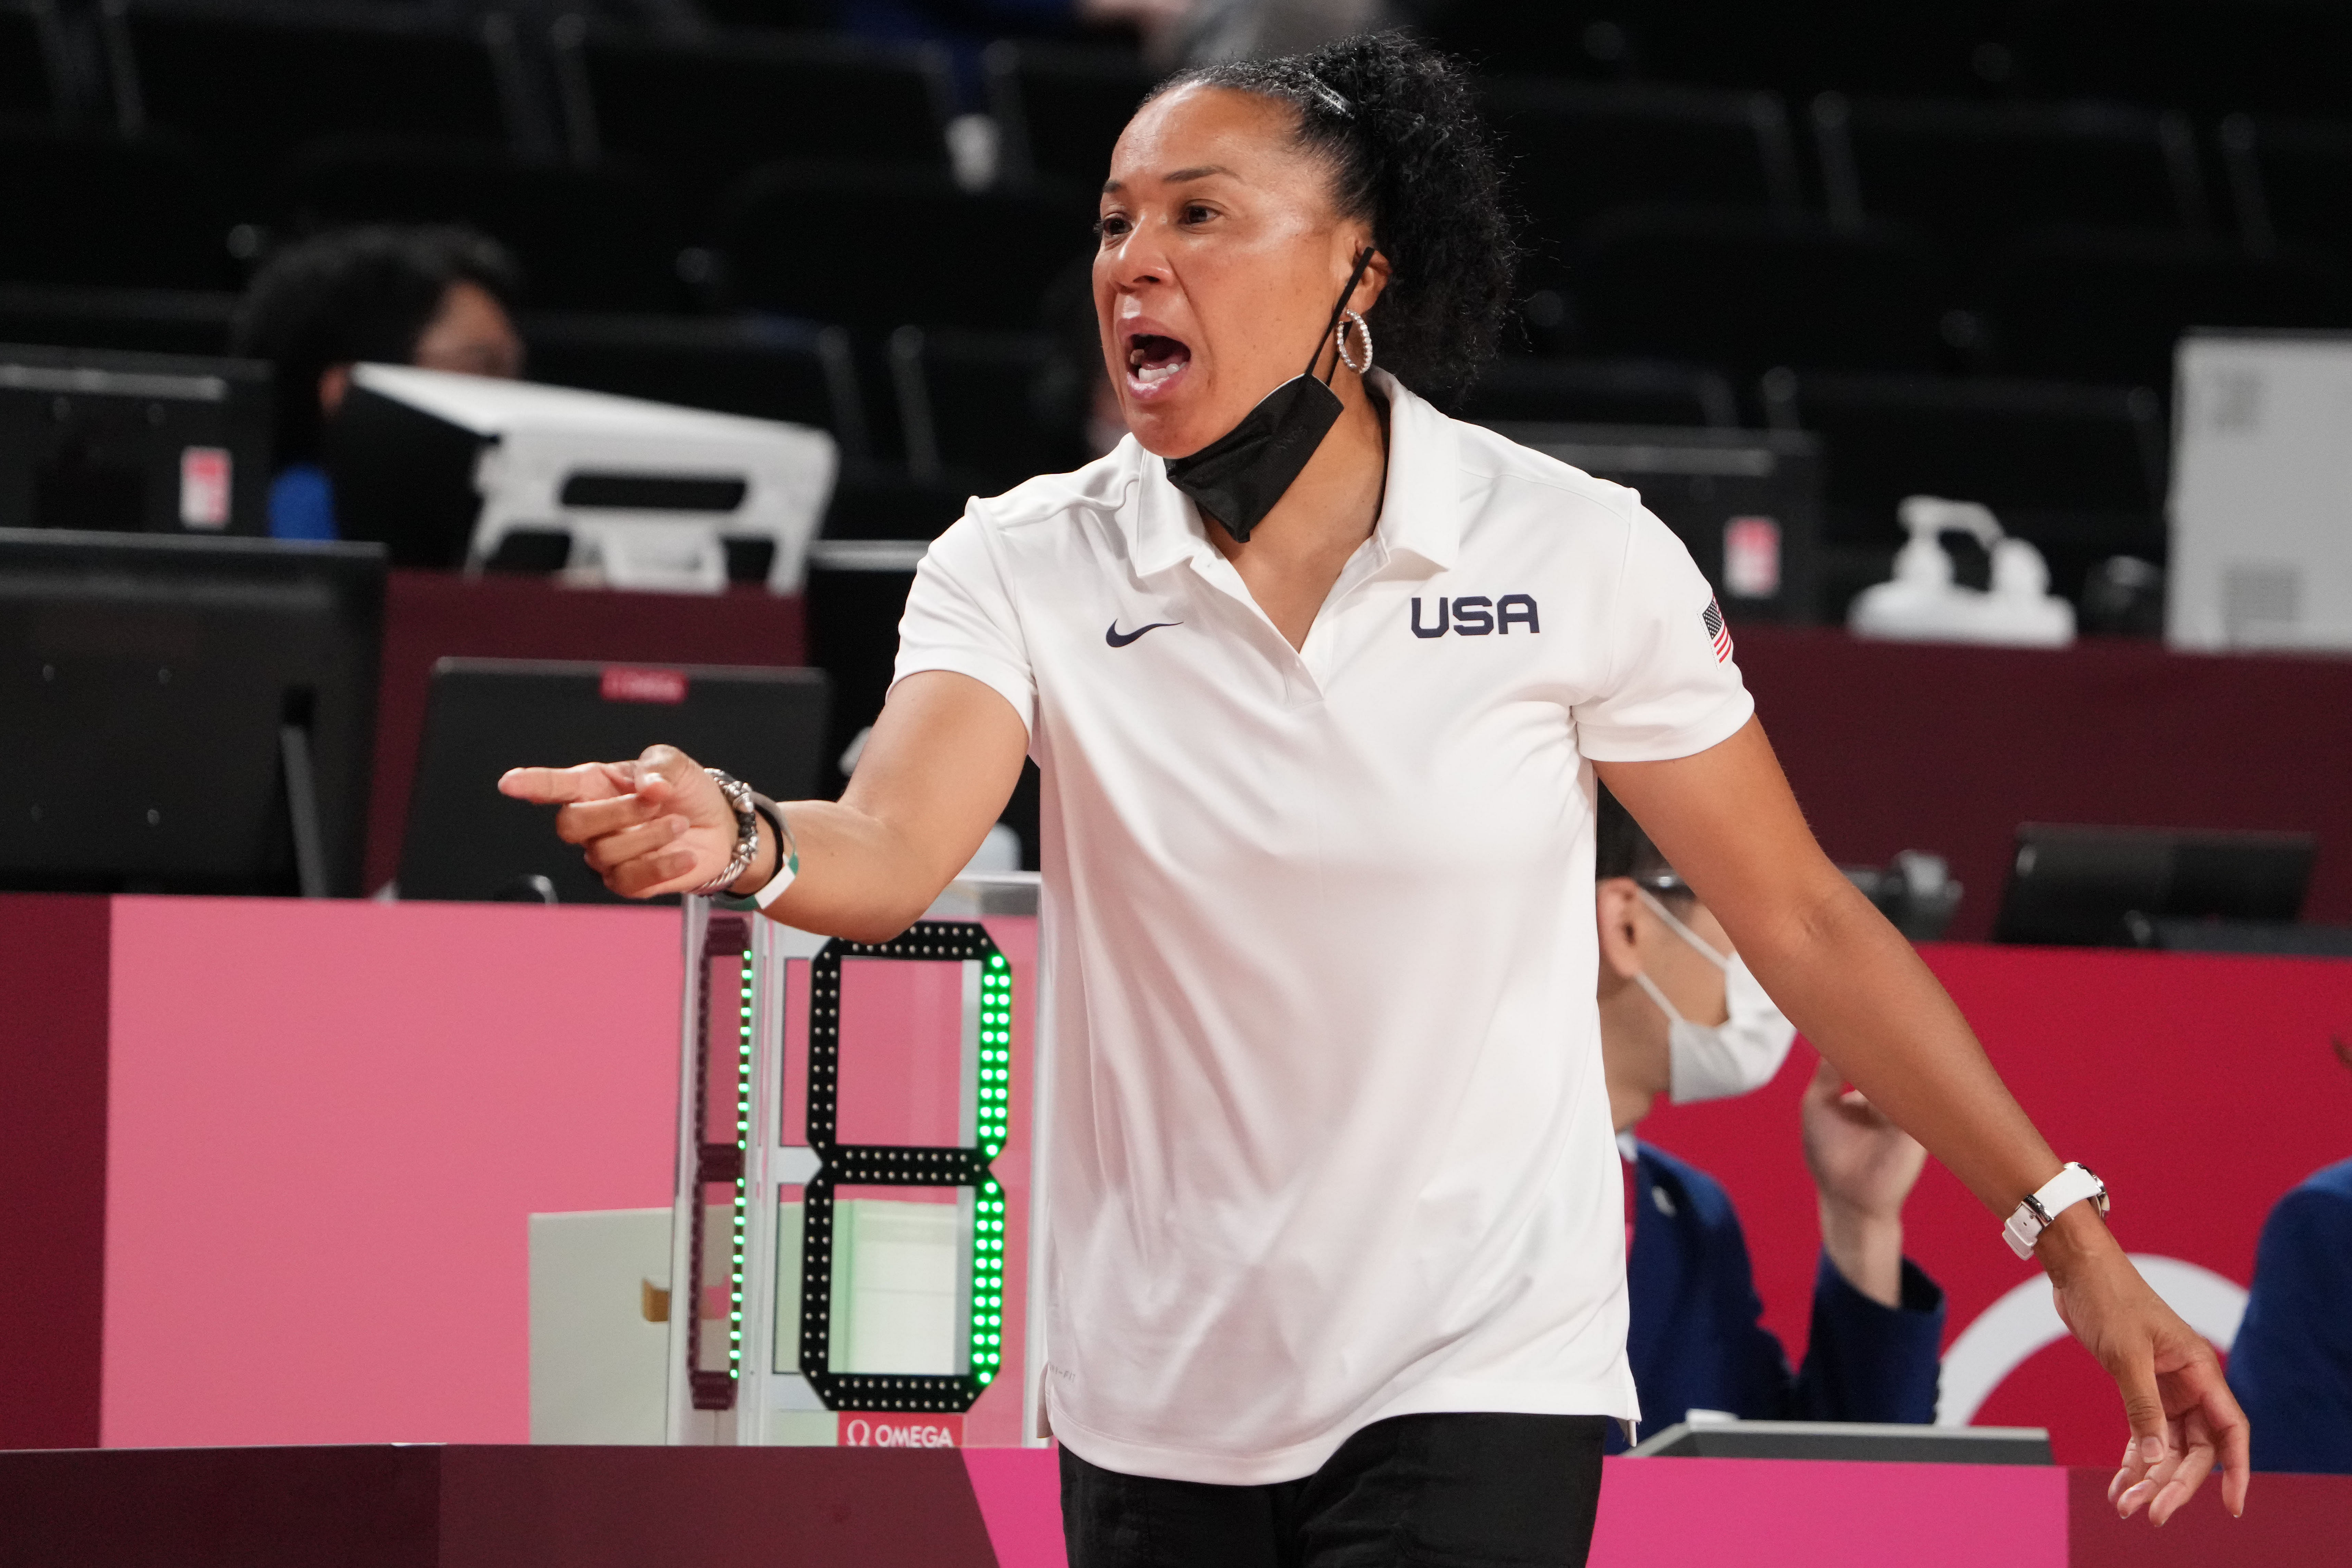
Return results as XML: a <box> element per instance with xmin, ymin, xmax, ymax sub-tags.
<box><xmin>1106</xmin><ymin>620</ymin><xmax>1181</xmax><ymax>647</ymax></box>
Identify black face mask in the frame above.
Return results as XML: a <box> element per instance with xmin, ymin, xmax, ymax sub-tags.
<box><xmin>1163</xmin><ymin>247</ymin><xmax>1376</xmax><ymax>545</ymax></box>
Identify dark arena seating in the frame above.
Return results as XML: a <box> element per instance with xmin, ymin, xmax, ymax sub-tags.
<box><xmin>3</xmin><ymin>0</ymin><xmax>2351</xmax><ymax>618</ymax></box>
<box><xmin>984</xmin><ymin>40</ymin><xmax>1155</xmax><ymax>189</ymax></box>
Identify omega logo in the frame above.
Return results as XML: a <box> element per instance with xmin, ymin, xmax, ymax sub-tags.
<box><xmin>841</xmin><ymin>1417</ymin><xmax>961</xmax><ymax>1448</ymax></box>
<box><xmin>1410</xmin><ymin>595</ymin><xmax>1540</xmax><ymax>637</ymax></box>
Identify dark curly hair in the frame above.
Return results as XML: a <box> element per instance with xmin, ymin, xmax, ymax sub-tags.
<box><xmin>232</xmin><ymin>225</ymin><xmax>520</xmax><ymax>466</ymax></box>
<box><xmin>1149</xmin><ymin>31</ymin><xmax>1522</xmax><ymax>394</ymax></box>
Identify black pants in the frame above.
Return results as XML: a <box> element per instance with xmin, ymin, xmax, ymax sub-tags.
<box><xmin>1059</xmin><ymin>1413</ymin><xmax>1609</xmax><ymax>1568</ymax></box>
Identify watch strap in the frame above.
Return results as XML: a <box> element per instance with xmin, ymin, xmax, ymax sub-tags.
<box><xmin>2003</xmin><ymin>1162</ymin><xmax>2110</xmax><ymax>1259</ymax></box>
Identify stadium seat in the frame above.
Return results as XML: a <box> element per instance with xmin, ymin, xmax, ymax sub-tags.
<box><xmin>277</xmin><ymin>141</ymin><xmax>688</xmax><ymax>314</ymax></box>
<box><xmin>0</xmin><ymin>283</ymin><xmax>236</xmax><ymax>357</ymax></box>
<box><xmin>1813</xmin><ymin>96</ymin><xmax>2208</xmax><ymax>283</ymax></box>
<box><xmin>1418</xmin><ymin>1</ymin><xmax>1655</xmax><ymax>82</ymax></box>
<box><xmin>523</xmin><ymin>312</ymin><xmax>868</xmax><ymax>462</ymax></box>
<box><xmin>1640</xmin><ymin>0</ymin><xmax>2012</xmax><ymax>100</ymax></box>
<box><xmin>1481</xmin><ymin>81</ymin><xmax>1802</xmax><ymax>289</ymax></box>
<box><xmin>985</xmin><ymin>41</ymin><xmax>1153</xmax><ymax>191</ymax></box>
<box><xmin>0</xmin><ymin>131</ymin><xmax>236</xmax><ymax>290</ymax></box>
<box><xmin>2219</xmin><ymin>115</ymin><xmax>2352</xmax><ymax>271</ymax></box>
<box><xmin>2010</xmin><ymin>0</ymin><xmax>2352</xmax><ymax>119</ymax></box>
<box><xmin>1760</xmin><ymin>368</ymin><xmax>2166</xmax><ymax>609</ymax></box>
<box><xmin>1576</xmin><ymin>206</ymin><xmax>1953</xmax><ymax>375</ymax></box>
<box><xmin>1987</xmin><ymin>228</ymin><xmax>2352</xmax><ymax>388</ymax></box>
<box><xmin>104</xmin><ymin>1</ymin><xmax>532</xmax><ymax>206</ymax></box>
<box><xmin>1448</xmin><ymin>356</ymin><xmax>1741</xmax><ymax>428</ymax></box>
<box><xmin>720</xmin><ymin>163</ymin><xmax>1095</xmax><ymax>333</ymax></box>
<box><xmin>888</xmin><ymin>326</ymin><xmax>1089</xmax><ymax>489</ymax></box>
<box><xmin>0</xmin><ymin>0</ymin><xmax>66</xmax><ymax>128</ymax></box>
<box><xmin>553</xmin><ymin>21</ymin><xmax>954</xmax><ymax>222</ymax></box>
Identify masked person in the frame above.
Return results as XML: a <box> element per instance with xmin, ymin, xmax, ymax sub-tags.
<box><xmin>502</xmin><ymin>33</ymin><xmax>2246</xmax><ymax>1565</ymax></box>
<box><xmin>1595</xmin><ymin>787</ymin><xmax>1943</xmax><ymax>1451</ymax></box>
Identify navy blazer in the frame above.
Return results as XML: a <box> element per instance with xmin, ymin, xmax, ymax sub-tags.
<box><xmin>2227</xmin><ymin>1158</ymin><xmax>2352</xmax><ymax>1475</ymax></box>
<box><xmin>1614</xmin><ymin>1141</ymin><xmax>1947</xmax><ymax>1453</ymax></box>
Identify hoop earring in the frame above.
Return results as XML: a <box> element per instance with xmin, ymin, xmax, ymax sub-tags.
<box><xmin>1335</xmin><ymin>309</ymin><xmax>1373</xmax><ymax>374</ymax></box>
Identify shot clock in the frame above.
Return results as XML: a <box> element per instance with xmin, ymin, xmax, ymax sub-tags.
<box><xmin>665</xmin><ymin>880</ymin><xmax>1042</xmax><ymax>1447</ymax></box>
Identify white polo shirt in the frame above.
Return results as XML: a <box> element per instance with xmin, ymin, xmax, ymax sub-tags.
<box><xmin>893</xmin><ymin>372</ymin><xmax>1754</xmax><ymax>1485</ymax></box>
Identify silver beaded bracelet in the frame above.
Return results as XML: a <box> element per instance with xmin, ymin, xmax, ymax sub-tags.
<box><xmin>689</xmin><ymin>769</ymin><xmax>760</xmax><ymax>896</ymax></box>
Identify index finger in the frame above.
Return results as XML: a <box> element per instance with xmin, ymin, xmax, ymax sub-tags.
<box><xmin>499</xmin><ymin>761</ymin><xmax>634</xmax><ymax>805</ymax></box>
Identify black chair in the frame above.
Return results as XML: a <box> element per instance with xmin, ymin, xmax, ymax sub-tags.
<box><xmin>523</xmin><ymin>312</ymin><xmax>868</xmax><ymax>463</ymax></box>
<box><xmin>1449</xmin><ymin>356</ymin><xmax>1740</xmax><ymax>428</ymax></box>
<box><xmin>104</xmin><ymin>0</ymin><xmax>532</xmax><ymax>203</ymax></box>
<box><xmin>1639</xmin><ymin>0</ymin><xmax>2012</xmax><ymax>100</ymax></box>
<box><xmin>0</xmin><ymin>282</ymin><xmax>237</xmax><ymax>356</ymax></box>
<box><xmin>985</xmin><ymin>40</ymin><xmax>1152</xmax><ymax>190</ymax></box>
<box><xmin>2010</xmin><ymin>0</ymin><xmax>2352</xmax><ymax>119</ymax></box>
<box><xmin>0</xmin><ymin>0</ymin><xmax>67</xmax><ymax>129</ymax></box>
<box><xmin>0</xmin><ymin>131</ymin><xmax>236</xmax><ymax>290</ymax></box>
<box><xmin>1760</xmin><ymin>368</ymin><xmax>2166</xmax><ymax>609</ymax></box>
<box><xmin>2220</xmin><ymin>115</ymin><xmax>2352</xmax><ymax>271</ymax></box>
<box><xmin>888</xmin><ymin>326</ymin><xmax>1088</xmax><ymax>490</ymax></box>
<box><xmin>720</xmin><ymin>162</ymin><xmax>1096</xmax><ymax>332</ymax></box>
<box><xmin>1482</xmin><ymin>80</ymin><xmax>1801</xmax><ymax>289</ymax></box>
<box><xmin>1576</xmin><ymin>205</ymin><xmax>1954</xmax><ymax>376</ymax></box>
<box><xmin>1813</xmin><ymin>95</ymin><xmax>2208</xmax><ymax>284</ymax></box>
<box><xmin>1988</xmin><ymin>228</ymin><xmax>2352</xmax><ymax>389</ymax></box>
<box><xmin>1418</xmin><ymin>1</ymin><xmax>1655</xmax><ymax>82</ymax></box>
<box><xmin>554</xmin><ymin>20</ymin><xmax>953</xmax><ymax>223</ymax></box>
<box><xmin>277</xmin><ymin>140</ymin><xmax>687</xmax><ymax>313</ymax></box>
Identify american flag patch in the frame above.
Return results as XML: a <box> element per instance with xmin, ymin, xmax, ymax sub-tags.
<box><xmin>1702</xmin><ymin>597</ymin><xmax>1734</xmax><ymax>663</ymax></box>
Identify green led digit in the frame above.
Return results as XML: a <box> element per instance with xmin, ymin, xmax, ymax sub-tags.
<box><xmin>797</xmin><ymin>923</ymin><xmax>1015</xmax><ymax>1414</ymax></box>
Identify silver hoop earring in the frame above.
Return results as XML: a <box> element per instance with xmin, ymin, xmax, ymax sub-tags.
<box><xmin>1335</xmin><ymin>309</ymin><xmax>1373</xmax><ymax>374</ymax></box>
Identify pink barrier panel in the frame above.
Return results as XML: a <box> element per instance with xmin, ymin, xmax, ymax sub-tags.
<box><xmin>64</xmin><ymin>896</ymin><xmax>2352</xmax><ymax>1468</ymax></box>
<box><xmin>102</xmin><ymin>896</ymin><xmax>681</xmax><ymax>1447</ymax></box>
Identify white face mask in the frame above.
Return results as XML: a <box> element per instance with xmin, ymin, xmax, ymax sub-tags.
<box><xmin>1629</xmin><ymin>886</ymin><xmax>1797</xmax><ymax>1105</ymax></box>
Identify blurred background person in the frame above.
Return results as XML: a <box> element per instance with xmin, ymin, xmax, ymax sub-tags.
<box><xmin>2226</xmin><ymin>1035</ymin><xmax>2352</xmax><ymax>1475</ymax></box>
<box><xmin>1596</xmin><ymin>786</ymin><xmax>1945</xmax><ymax>1451</ymax></box>
<box><xmin>230</xmin><ymin>225</ymin><xmax>524</xmax><ymax>543</ymax></box>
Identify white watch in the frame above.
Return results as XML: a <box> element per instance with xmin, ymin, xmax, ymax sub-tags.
<box><xmin>2003</xmin><ymin>1163</ymin><xmax>2110</xmax><ymax>1259</ymax></box>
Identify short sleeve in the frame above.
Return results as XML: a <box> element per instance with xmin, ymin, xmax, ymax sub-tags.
<box><xmin>891</xmin><ymin>510</ymin><xmax>1036</xmax><ymax>738</ymax></box>
<box><xmin>1573</xmin><ymin>501</ymin><xmax>1756</xmax><ymax>762</ymax></box>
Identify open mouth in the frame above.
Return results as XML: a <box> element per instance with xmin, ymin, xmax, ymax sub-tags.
<box><xmin>1125</xmin><ymin>333</ymin><xmax>1191</xmax><ymax>392</ymax></box>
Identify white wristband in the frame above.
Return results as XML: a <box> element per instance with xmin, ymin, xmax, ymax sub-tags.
<box><xmin>2003</xmin><ymin>1162</ymin><xmax>2109</xmax><ymax>1259</ymax></box>
<box><xmin>711</xmin><ymin>801</ymin><xmax>798</xmax><ymax>912</ymax></box>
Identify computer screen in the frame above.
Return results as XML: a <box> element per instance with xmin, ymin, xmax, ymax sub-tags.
<box><xmin>0</xmin><ymin>528</ymin><xmax>385</xmax><ymax>896</ymax></box>
<box><xmin>1480</xmin><ymin>422</ymin><xmax>1824</xmax><ymax>623</ymax></box>
<box><xmin>398</xmin><ymin>657</ymin><xmax>830</xmax><ymax>904</ymax></box>
<box><xmin>1993</xmin><ymin>822</ymin><xmax>2317</xmax><ymax>946</ymax></box>
<box><xmin>0</xmin><ymin>341</ymin><xmax>273</xmax><ymax>536</ymax></box>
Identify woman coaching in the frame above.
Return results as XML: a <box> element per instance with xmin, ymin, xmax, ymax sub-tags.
<box><xmin>502</xmin><ymin>33</ymin><xmax>2247</xmax><ymax>1565</ymax></box>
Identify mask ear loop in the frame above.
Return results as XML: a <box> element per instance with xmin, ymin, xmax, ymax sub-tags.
<box><xmin>1634</xmin><ymin>886</ymin><xmax>1732</xmax><ymax>971</ymax></box>
<box><xmin>1307</xmin><ymin>246</ymin><xmax>1378</xmax><ymax>384</ymax></box>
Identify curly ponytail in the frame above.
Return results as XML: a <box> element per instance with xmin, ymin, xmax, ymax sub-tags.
<box><xmin>1149</xmin><ymin>32</ymin><xmax>1522</xmax><ymax>394</ymax></box>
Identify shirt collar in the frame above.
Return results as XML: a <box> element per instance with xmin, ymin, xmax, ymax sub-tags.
<box><xmin>1120</xmin><ymin>369</ymin><xmax>1463</xmax><ymax>580</ymax></box>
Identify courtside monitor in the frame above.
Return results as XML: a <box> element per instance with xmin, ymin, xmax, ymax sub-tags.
<box><xmin>0</xmin><ymin>529</ymin><xmax>385</xmax><ymax>896</ymax></box>
<box><xmin>1628</xmin><ymin>1419</ymin><xmax>2052</xmax><ymax>1465</ymax></box>
<box><xmin>0</xmin><ymin>341</ymin><xmax>272</xmax><ymax>535</ymax></box>
<box><xmin>329</xmin><ymin>364</ymin><xmax>837</xmax><ymax>590</ymax></box>
<box><xmin>398</xmin><ymin>657</ymin><xmax>829</xmax><ymax>905</ymax></box>
<box><xmin>1992</xmin><ymin>823</ymin><xmax>2317</xmax><ymax>947</ymax></box>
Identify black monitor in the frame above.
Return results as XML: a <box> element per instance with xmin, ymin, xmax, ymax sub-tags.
<box><xmin>1993</xmin><ymin>823</ymin><xmax>2318</xmax><ymax>947</ymax></box>
<box><xmin>397</xmin><ymin>657</ymin><xmax>830</xmax><ymax>904</ymax></box>
<box><xmin>1628</xmin><ymin>1419</ymin><xmax>2052</xmax><ymax>1465</ymax></box>
<box><xmin>0</xmin><ymin>341</ymin><xmax>272</xmax><ymax>535</ymax></box>
<box><xmin>0</xmin><ymin>528</ymin><xmax>385</xmax><ymax>896</ymax></box>
<box><xmin>1479</xmin><ymin>423</ymin><xmax>1825</xmax><ymax>623</ymax></box>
